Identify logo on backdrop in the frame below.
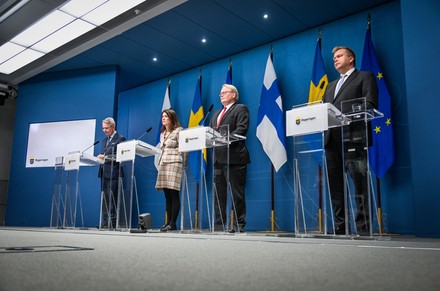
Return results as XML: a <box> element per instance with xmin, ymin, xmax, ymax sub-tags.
<box><xmin>29</xmin><ymin>156</ymin><xmax>49</xmax><ymax>164</ymax></box>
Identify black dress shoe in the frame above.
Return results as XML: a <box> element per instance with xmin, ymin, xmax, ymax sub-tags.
<box><xmin>227</xmin><ymin>228</ymin><xmax>245</xmax><ymax>234</ymax></box>
<box><xmin>160</xmin><ymin>224</ymin><xmax>169</xmax><ymax>232</ymax></box>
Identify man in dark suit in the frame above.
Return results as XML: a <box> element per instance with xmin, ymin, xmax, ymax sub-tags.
<box><xmin>97</xmin><ymin>117</ymin><xmax>126</xmax><ymax>229</ymax></box>
<box><xmin>209</xmin><ymin>84</ymin><xmax>250</xmax><ymax>233</ymax></box>
<box><xmin>323</xmin><ymin>46</ymin><xmax>378</xmax><ymax>235</ymax></box>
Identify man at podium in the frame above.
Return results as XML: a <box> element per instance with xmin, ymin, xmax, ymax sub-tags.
<box><xmin>97</xmin><ymin>117</ymin><xmax>126</xmax><ymax>229</ymax></box>
<box><xmin>209</xmin><ymin>84</ymin><xmax>250</xmax><ymax>233</ymax></box>
<box><xmin>323</xmin><ymin>46</ymin><xmax>378</xmax><ymax>235</ymax></box>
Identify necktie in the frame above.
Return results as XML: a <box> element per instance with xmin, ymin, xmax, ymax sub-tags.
<box><xmin>217</xmin><ymin>107</ymin><xmax>227</xmax><ymax>127</ymax></box>
<box><xmin>106</xmin><ymin>136</ymin><xmax>112</xmax><ymax>147</ymax></box>
<box><xmin>334</xmin><ymin>74</ymin><xmax>347</xmax><ymax>98</ymax></box>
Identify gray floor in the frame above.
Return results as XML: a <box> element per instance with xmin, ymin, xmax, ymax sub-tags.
<box><xmin>0</xmin><ymin>227</ymin><xmax>439</xmax><ymax>291</ymax></box>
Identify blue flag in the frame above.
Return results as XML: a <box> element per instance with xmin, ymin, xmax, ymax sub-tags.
<box><xmin>226</xmin><ymin>64</ymin><xmax>232</xmax><ymax>85</ymax></box>
<box><xmin>187</xmin><ymin>75</ymin><xmax>207</xmax><ymax>182</ymax></box>
<box><xmin>256</xmin><ymin>53</ymin><xmax>287</xmax><ymax>172</ymax></box>
<box><xmin>361</xmin><ymin>28</ymin><xmax>395</xmax><ymax>178</ymax></box>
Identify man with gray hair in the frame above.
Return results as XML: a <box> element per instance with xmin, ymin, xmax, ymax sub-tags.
<box><xmin>97</xmin><ymin>117</ymin><xmax>126</xmax><ymax>229</ymax></box>
<box><xmin>209</xmin><ymin>84</ymin><xmax>250</xmax><ymax>233</ymax></box>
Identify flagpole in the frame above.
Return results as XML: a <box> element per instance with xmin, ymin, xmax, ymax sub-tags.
<box><xmin>195</xmin><ymin>183</ymin><xmax>199</xmax><ymax>229</ymax></box>
<box><xmin>317</xmin><ymin>30</ymin><xmax>323</xmax><ymax>233</ymax></box>
<box><xmin>376</xmin><ymin>177</ymin><xmax>383</xmax><ymax>234</ymax></box>
<box><xmin>270</xmin><ymin>46</ymin><xmax>275</xmax><ymax>232</ymax></box>
<box><xmin>195</xmin><ymin>70</ymin><xmax>202</xmax><ymax>230</ymax></box>
<box><xmin>270</xmin><ymin>164</ymin><xmax>275</xmax><ymax>232</ymax></box>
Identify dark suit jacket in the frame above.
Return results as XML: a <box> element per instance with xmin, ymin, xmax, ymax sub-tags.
<box><xmin>98</xmin><ymin>131</ymin><xmax>126</xmax><ymax>179</ymax></box>
<box><xmin>323</xmin><ymin>69</ymin><xmax>378</xmax><ymax>146</ymax></box>
<box><xmin>209</xmin><ymin>103</ymin><xmax>250</xmax><ymax>165</ymax></box>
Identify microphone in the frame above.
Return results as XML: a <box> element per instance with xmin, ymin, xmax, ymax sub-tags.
<box><xmin>201</xmin><ymin>104</ymin><xmax>214</xmax><ymax>125</ymax></box>
<box><xmin>136</xmin><ymin>127</ymin><xmax>153</xmax><ymax>141</ymax></box>
<box><xmin>82</xmin><ymin>140</ymin><xmax>99</xmax><ymax>154</ymax></box>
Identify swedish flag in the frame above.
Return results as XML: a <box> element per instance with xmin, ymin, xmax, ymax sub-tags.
<box><xmin>306</xmin><ymin>36</ymin><xmax>328</xmax><ymax>166</ymax></box>
<box><xmin>188</xmin><ymin>75</ymin><xmax>207</xmax><ymax>182</ymax></box>
<box><xmin>308</xmin><ymin>37</ymin><xmax>328</xmax><ymax>104</ymax></box>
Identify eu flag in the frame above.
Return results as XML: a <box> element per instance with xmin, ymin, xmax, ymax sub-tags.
<box><xmin>226</xmin><ymin>64</ymin><xmax>232</xmax><ymax>85</ymax></box>
<box><xmin>361</xmin><ymin>28</ymin><xmax>395</xmax><ymax>178</ymax></box>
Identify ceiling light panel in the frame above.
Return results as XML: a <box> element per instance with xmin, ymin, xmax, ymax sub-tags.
<box><xmin>11</xmin><ymin>10</ymin><xmax>76</xmax><ymax>47</ymax></box>
<box><xmin>0</xmin><ymin>49</ymin><xmax>44</xmax><ymax>74</ymax></box>
<box><xmin>0</xmin><ymin>42</ymin><xmax>26</xmax><ymax>64</ymax></box>
<box><xmin>59</xmin><ymin>0</ymin><xmax>107</xmax><ymax>18</ymax></box>
<box><xmin>81</xmin><ymin>0</ymin><xmax>145</xmax><ymax>26</ymax></box>
<box><xmin>31</xmin><ymin>19</ymin><xmax>96</xmax><ymax>53</ymax></box>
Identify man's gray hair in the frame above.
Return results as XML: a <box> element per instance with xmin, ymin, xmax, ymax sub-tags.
<box><xmin>103</xmin><ymin>117</ymin><xmax>115</xmax><ymax>127</ymax></box>
<box><xmin>222</xmin><ymin>84</ymin><xmax>239</xmax><ymax>101</ymax></box>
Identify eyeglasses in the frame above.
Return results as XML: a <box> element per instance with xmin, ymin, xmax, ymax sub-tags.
<box><xmin>219</xmin><ymin>91</ymin><xmax>233</xmax><ymax>97</ymax></box>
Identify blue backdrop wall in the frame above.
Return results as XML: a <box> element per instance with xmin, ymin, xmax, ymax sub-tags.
<box><xmin>6</xmin><ymin>67</ymin><xmax>119</xmax><ymax>227</ymax></box>
<box><xmin>117</xmin><ymin>1</ymin><xmax>410</xmax><ymax>233</ymax></box>
<box><xmin>5</xmin><ymin>1</ymin><xmax>440</xmax><ymax>236</ymax></box>
<box><xmin>400</xmin><ymin>0</ymin><xmax>440</xmax><ymax>237</ymax></box>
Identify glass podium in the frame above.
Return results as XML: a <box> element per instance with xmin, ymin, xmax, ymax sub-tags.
<box><xmin>116</xmin><ymin>139</ymin><xmax>160</xmax><ymax>231</ymax></box>
<box><xmin>340</xmin><ymin>97</ymin><xmax>384</xmax><ymax>237</ymax></box>
<box><xmin>286</xmin><ymin>98</ymin><xmax>384</xmax><ymax>238</ymax></box>
<box><xmin>178</xmin><ymin>125</ymin><xmax>245</xmax><ymax>233</ymax></box>
<box><xmin>50</xmin><ymin>156</ymin><xmax>65</xmax><ymax>228</ymax></box>
<box><xmin>286</xmin><ymin>102</ymin><xmax>348</xmax><ymax>237</ymax></box>
<box><xmin>63</xmin><ymin>152</ymin><xmax>103</xmax><ymax>228</ymax></box>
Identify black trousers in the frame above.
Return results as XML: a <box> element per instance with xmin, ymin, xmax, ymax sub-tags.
<box><xmin>213</xmin><ymin>163</ymin><xmax>247</xmax><ymax>230</ymax></box>
<box><xmin>101</xmin><ymin>177</ymin><xmax>119</xmax><ymax>228</ymax></box>
<box><xmin>163</xmin><ymin>188</ymin><xmax>180</xmax><ymax>228</ymax></box>
<box><xmin>326</xmin><ymin>140</ymin><xmax>370</xmax><ymax>232</ymax></box>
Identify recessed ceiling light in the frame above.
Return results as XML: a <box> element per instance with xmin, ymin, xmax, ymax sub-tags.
<box><xmin>153</xmin><ymin>57</ymin><xmax>157</xmax><ymax>62</ymax></box>
<box><xmin>263</xmin><ymin>14</ymin><xmax>269</xmax><ymax>19</ymax></box>
<box><xmin>201</xmin><ymin>38</ymin><xmax>207</xmax><ymax>43</ymax></box>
